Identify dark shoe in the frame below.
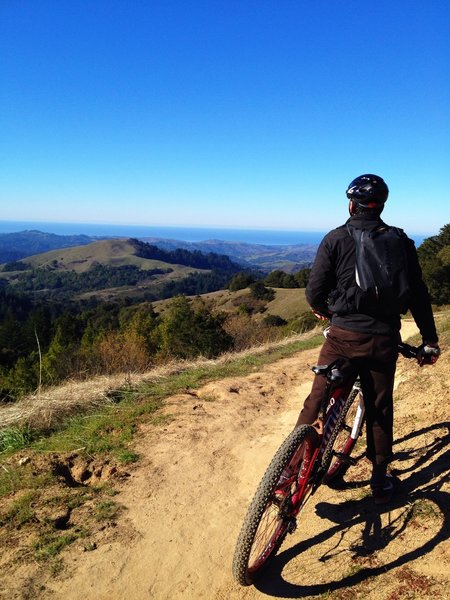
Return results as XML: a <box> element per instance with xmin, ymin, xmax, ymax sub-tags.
<box><xmin>370</xmin><ymin>473</ymin><xmax>398</xmax><ymax>505</ymax></box>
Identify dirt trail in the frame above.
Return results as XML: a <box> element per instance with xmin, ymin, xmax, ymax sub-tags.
<box><xmin>21</xmin><ymin>321</ymin><xmax>450</xmax><ymax>598</ymax></box>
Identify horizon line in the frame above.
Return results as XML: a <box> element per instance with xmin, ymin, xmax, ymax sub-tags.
<box><xmin>0</xmin><ymin>219</ymin><xmax>437</xmax><ymax>237</ymax></box>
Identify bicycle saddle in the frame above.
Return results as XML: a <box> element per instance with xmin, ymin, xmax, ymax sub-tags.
<box><xmin>312</xmin><ymin>363</ymin><xmax>346</xmax><ymax>383</ymax></box>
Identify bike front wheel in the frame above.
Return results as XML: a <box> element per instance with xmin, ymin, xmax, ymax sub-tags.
<box><xmin>232</xmin><ymin>424</ymin><xmax>319</xmax><ymax>586</ymax></box>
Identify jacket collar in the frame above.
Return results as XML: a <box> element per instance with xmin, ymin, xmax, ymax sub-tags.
<box><xmin>346</xmin><ymin>214</ymin><xmax>387</xmax><ymax>231</ymax></box>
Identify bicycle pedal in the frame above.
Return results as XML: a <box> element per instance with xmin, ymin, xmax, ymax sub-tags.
<box><xmin>287</xmin><ymin>519</ymin><xmax>297</xmax><ymax>534</ymax></box>
<box><xmin>333</xmin><ymin>452</ymin><xmax>357</xmax><ymax>466</ymax></box>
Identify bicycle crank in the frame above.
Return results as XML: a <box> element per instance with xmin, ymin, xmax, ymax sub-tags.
<box><xmin>333</xmin><ymin>451</ymin><xmax>357</xmax><ymax>466</ymax></box>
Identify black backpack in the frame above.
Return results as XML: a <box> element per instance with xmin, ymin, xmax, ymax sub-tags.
<box><xmin>346</xmin><ymin>223</ymin><xmax>411</xmax><ymax>315</ymax></box>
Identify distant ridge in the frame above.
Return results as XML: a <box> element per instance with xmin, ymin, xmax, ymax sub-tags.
<box><xmin>0</xmin><ymin>230</ymin><xmax>103</xmax><ymax>263</ymax></box>
<box><xmin>140</xmin><ymin>237</ymin><xmax>318</xmax><ymax>272</ymax></box>
<box><xmin>0</xmin><ymin>229</ymin><xmax>318</xmax><ymax>273</ymax></box>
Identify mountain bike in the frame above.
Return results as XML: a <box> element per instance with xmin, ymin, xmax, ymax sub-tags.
<box><xmin>232</xmin><ymin>340</ymin><xmax>424</xmax><ymax>586</ymax></box>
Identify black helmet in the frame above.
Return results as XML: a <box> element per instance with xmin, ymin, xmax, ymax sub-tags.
<box><xmin>346</xmin><ymin>174</ymin><xmax>389</xmax><ymax>207</ymax></box>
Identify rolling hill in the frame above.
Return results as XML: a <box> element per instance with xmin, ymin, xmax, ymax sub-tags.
<box><xmin>0</xmin><ymin>230</ymin><xmax>319</xmax><ymax>273</ymax></box>
<box><xmin>12</xmin><ymin>238</ymin><xmax>184</xmax><ymax>273</ymax></box>
<box><xmin>0</xmin><ymin>238</ymin><xmax>243</xmax><ymax>302</ymax></box>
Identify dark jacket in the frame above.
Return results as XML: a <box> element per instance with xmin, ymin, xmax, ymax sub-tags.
<box><xmin>306</xmin><ymin>213</ymin><xmax>438</xmax><ymax>342</ymax></box>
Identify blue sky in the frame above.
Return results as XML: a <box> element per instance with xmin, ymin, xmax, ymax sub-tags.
<box><xmin>0</xmin><ymin>1</ymin><xmax>449</xmax><ymax>235</ymax></box>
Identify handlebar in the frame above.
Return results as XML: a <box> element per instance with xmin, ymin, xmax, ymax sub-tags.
<box><xmin>398</xmin><ymin>342</ymin><xmax>440</xmax><ymax>364</ymax></box>
<box><xmin>397</xmin><ymin>342</ymin><xmax>418</xmax><ymax>359</ymax></box>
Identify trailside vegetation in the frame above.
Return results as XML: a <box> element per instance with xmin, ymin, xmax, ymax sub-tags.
<box><xmin>0</xmin><ymin>285</ymin><xmax>316</xmax><ymax>402</ymax></box>
<box><xmin>417</xmin><ymin>223</ymin><xmax>450</xmax><ymax>305</ymax></box>
<box><xmin>0</xmin><ymin>290</ymin><xmax>233</xmax><ymax>400</ymax></box>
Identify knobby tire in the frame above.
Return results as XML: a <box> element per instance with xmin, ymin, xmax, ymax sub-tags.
<box><xmin>232</xmin><ymin>424</ymin><xmax>318</xmax><ymax>586</ymax></box>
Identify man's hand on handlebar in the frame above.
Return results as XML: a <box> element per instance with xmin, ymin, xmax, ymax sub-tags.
<box><xmin>417</xmin><ymin>342</ymin><xmax>441</xmax><ymax>366</ymax></box>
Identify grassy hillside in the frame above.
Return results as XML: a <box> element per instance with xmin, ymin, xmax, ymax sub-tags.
<box><xmin>0</xmin><ymin>239</ymin><xmax>212</xmax><ymax>301</ymax></box>
<box><xmin>153</xmin><ymin>286</ymin><xmax>308</xmax><ymax>320</ymax></box>
<box><xmin>14</xmin><ymin>239</ymin><xmax>201</xmax><ymax>274</ymax></box>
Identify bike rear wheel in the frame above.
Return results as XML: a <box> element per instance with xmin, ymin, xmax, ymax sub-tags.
<box><xmin>323</xmin><ymin>387</ymin><xmax>362</xmax><ymax>482</ymax></box>
<box><xmin>232</xmin><ymin>424</ymin><xmax>319</xmax><ymax>586</ymax></box>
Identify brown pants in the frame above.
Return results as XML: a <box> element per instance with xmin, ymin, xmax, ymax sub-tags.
<box><xmin>296</xmin><ymin>325</ymin><xmax>399</xmax><ymax>466</ymax></box>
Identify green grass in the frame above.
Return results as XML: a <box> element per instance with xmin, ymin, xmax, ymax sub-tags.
<box><xmin>0</xmin><ymin>333</ymin><xmax>323</xmax><ymax>498</ymax></box>
<box><xmin>33</xmin><ymin>529</ymin><xmax>87</xmax><ymax>560</ymax></box>
<box><xmin>265</xmin><ymin>287</ymin><xmax>309</xmax><ymax>320</ymax></box>
<box><xmin>1</xmin><ymin>490</ymin><xmax>38</xmax><ymax>527</ymax></box>
<box><xmin>0</xmin><ymin>463</ymin><xmax>54</xmax><ymax>497</ymax></box>
<box><xmin>0</xmin><ymin>426</ymin><xmax>34</xmax><ymax>453</ymax></box>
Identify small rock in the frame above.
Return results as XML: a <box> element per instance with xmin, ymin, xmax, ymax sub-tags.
<box><xmin>18</xmin><ymin>456</ymin><xmax>31</xmax><ymax>466</ymax></box>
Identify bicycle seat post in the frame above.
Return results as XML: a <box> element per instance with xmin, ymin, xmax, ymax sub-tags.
<box><xmin>311</xmin><ymin>360</ymin><xmax>347</xmax><ymax>425</ymax></box>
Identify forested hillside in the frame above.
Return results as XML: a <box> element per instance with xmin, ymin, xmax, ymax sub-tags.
<box><xmin>0</xmin><ymin>225</ymin><xmax>448</xmax><ymax>404</ymax></box>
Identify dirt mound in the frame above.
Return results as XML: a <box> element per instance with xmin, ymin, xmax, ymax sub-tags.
<box><xmin>2</xmin><ymin>320</ymin><xmax>450</xmax><ymax>599</ymax></box>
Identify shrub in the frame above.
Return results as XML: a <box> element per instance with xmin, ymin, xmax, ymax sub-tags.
<box><xmin>283</xmin><ymin>311</ymin><xmax>318</xmax><ymax>334</ymax></box>
<box><xmin>155</xmin><ymin>296</ymin><xmax>232</xmax><ymax>359</ymax></box>
<box><xmin>223</xmin><ymin>314</ymin><xmax>283</xmax><ymax>351</ymax></box>
<box><xmin>97</xmin><ymin>329</ymin><xmax>151</xmax><ymax>374</ymax></box>
<box><xmin>263</xmin><ymin>314</ymin><xmax>287</xmax><ymax>327</ymax></box>
<box><xmin>250</xmin><ymin>281</ymin><xmax>275</xmax><ymax>301</ymax></box>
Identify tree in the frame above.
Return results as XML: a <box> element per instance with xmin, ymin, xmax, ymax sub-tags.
<box><xmin>264</xmin><ymin>270</ymin><xmax>286</xmax><ymax>287</ymax></box>
<box><xmin>1</xmin><ymin>353</ymin><xmax>40</xmax><ymax>399</ymax></box>
<box><xmin>228</xmin><ymin>272</ymin><xmax>256</xmax><ymax>291</ymax></box>
<box><xmin>97</xmin><ymin>329</ymin><xmax>150</xmax><ymax>374</ymax></box>
<box><xmin>417</xmin><ymin>224</ymin><xmax>450</xmax><ymax>305</ymax></box>
<box><xmin>41</xmin><ymin>321</ymin><xmax>82</xmax><ymax>384</ymax></box>
<box><xmin>125</xmin><ymin>304</ymin><xmax>158</xmax><ymax>352</ymax></box>
<box><xmin>250</xmin><ymin>281</ymin><xmax>275</xmax><ymax>302</ymax></box>
<box><xmin>294</xmin><ymin>268</ymin><xmax>311</xmax><ymax>288</ymax></box>
<box><xmin>156</xmin><ymin>296</ymin><xmax>232</xmax><ymax>359</ymax></box>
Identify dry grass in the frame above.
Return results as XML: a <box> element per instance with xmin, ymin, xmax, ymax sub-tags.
<box><xmin>263</xmin><ymin>287</ymin><xmax>309</xmax><ymax>320</ymax></box>
<box><xmin>0</xmin><ymin>328</ymin><xmax>322</xmax><ymax>432</ymax></box>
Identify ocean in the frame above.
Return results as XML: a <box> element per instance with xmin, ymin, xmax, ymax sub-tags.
<box><xmin>0</xmin><ymin>220</ymin><xmax>427</xmax><ymax>247</ymax></box>
<box><xmin>0</xmin><ymin>221</ymin><xmax>326</xmax><ymax>245</ymax></box>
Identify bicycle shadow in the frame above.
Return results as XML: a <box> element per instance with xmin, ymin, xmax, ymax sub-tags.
<box><xmin>254</xmin><ymin>421</ymin><xmax>450</xmax><ymax>598</ymax></box>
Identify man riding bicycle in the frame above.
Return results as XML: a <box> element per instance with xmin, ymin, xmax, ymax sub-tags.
<box><xmin>296</xmin><ymin>174</ymin><xmax>440</xmax><ymax>504</ymax></box>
